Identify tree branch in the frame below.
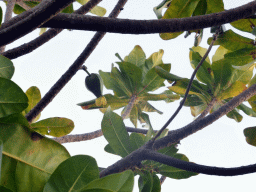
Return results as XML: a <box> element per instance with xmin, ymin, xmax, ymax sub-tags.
<box><xmin>52</xmin><ymin>127</ymin><xmax>152</xmax><ymax>144</ymax></box>
<box><xmin>38</xmin><ymin>1</ymin><xmax>256</xmax><ymax>34</ymax></box>
<box><xmin>0</xmin><ymin>0</ymin><xmax>75</xmax><ymax>46</ymax></box>
<box><xmin>25</xmin><ymin>0</ymin><xmax>128</xmax><ymax>123</ymax></box>
<box><xmin>1</xmin><ymin>0</ymin><xmax>103</xmax><ymax>60</ymax></box>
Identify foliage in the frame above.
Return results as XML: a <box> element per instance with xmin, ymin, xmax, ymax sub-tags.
<box><xmin>0</xmin><ymin>0</ymin><xmax>256</xmax><ymax>191</ymax></box>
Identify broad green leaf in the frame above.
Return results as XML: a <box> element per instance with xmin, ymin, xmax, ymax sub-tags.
<box><xmin>151</xmin><ymin>49</ymin><xmax>164</xmax><ymax>68</ymax></box>
<box><xmin>81</xmin><ymin>170</ymin><xmax>134</xmax><ymax>192</ymax></box>
<box><xmin>206</xmin><ymin>0</ymin><xmax>224</xmax><ymax>14</ymax></box>
<box><xmin>129</xmin><ymin>133</ymin><xmax>145</xmax><ymax>151</ymax></box>
<box><xmin>227</xmin><ymin>109</ymin><xmax>243</xmax><ymax>122</ymax></box>
<box><xmin>76</xmin><ymin>0</ymin><xmax>106</xmax><ymax>16</ymax></box>
<box><xmin>139</xmin><ymin>91</ymin><xmax>180</xmax><ymax>102</ymax></box>
<box><xmin>117</xmin><ymin>62</ymin><xmax>143</xmax><ymax>93</ymax></box>
<box><xmin>189</xmin><ymin>48</ymin><xmax>213</xmax><ymax>86</ymax></box>
<box><xmin>151</xmin><ymin>174</ymin><xmax>161</xmax><ymax>192</ymax></box>
<box><xmin>0</xmin><ymin>55</ymin><xmax>14</xmax><ymax>79</ymax></box>
<box><xmin>160</xmin><ymin>0</ymin><xmax>200</xmax><ymax>40</ymax></box>
<box><xmin>249</xmin><ymin>73</ymin><xmax>256</xmax><ymax>87</ymax></box>
<box><xmin>190</xmin><ymin>103</ymin><xmax>207</xmax><ymax>117</ymax></box>
<box><xmin>218</xmin><ymin>81</ymin><xmax>247</xmax><ymax>100</ymax></box>
<box><xmin>212</xmin><ymin>46</ymin><xmax>230</xmax><ymax>62</ymax></box>
<box><xmin>0</xmin><ymin>77</ymin><xmax>28</xmax><ymax>118</ymax></box>
<box><xmin>111</xmin><ymin>66</ymin><xmax>133</xmax><ymax>97</ymax></box>
<box><xmin>62</xmin><ymin>3</ymin><xmax>74</xmax><ymax>13</ymax></box>
<box><xmin>212</xmin><ymin>59</ymin><xmax>234</xmax><ymax>90</ymax></box>
<box><xmin>138</xmin><ymin>101</ymin><xmax>163</xmax><ymax>114</ymax></box>
<box><xmin>31</xmin><ymin>117</ymin><xmax>74</xmax><ymax>137</ymax></box>
<box><xmin>0</xmin><ymin>124</ymin><xmax>70</xmax><ymax>191</ymax></box>
<box><xmin>99</xmin><ymin>70</ymin><xmax>128</xmax><ymax>97</ymax></box>
<box><xmin>155</xmin><ymin>66</ymin><xmax>183</xmax><ymax>82</ymax></box>
<box><xmin>44</xmin><ymin>155</ymin><xmax>99</xmax><ymax>192</ymax></box>
<box><xmin>208</xmin><ymin>30</ymin><xmax>255</xmax><ymax>51</ymax></box>
<box><xmin>124</xmin><ymin>45</ymin><xmax>146</xmax><ymax>68</ymax></box>
<box><xmin>244</xmin><ymin>127</ymin><xmax>256</xmax><ymax>147</ymax></box>
<box><xmin>0</xmin><ymin>113</ymin><xmax>30</xmax><ymax>128</ymax></box>
<box><xmin>153</xmin><ymin>0</ymin><xmax>172</xmax><ymax>19</ymax></box>
<box><xmin>104</xmin><ymin>144</ymin><xmax>118</xmax><ymax>155</ymax></box>
<box><xmin>141</xmin><ymin>64</ymin><xmax>170</xmax><ymax>93</ymax></box>
<box><xmin>0</xmin><ymin>186</ymin><xmax>13</xmax><ymax>192</ymax></box>
<box><xmin>139</xmin><ymin>112</ymin><xmax>156</xmax><ymax>142</ymax></box>
<box><xmin>184</xmin><ymin>95</ymin><xmax>204</xmax><ymax>106</ymax></box>
<box><xmin>138</xmin><ymin>171</ymin><xmax>153</xmax><ymax>192</ymax></box>
<box><xmin>223</xmin><ymin>48</ymin><xmax>255</xmax><ymax>66</ymax></box>
<box><xmin>237</xmin><ymin>103</ymin><xmax>256</xmax><ymax>117</ymax></box>
<box><xmin>22</xmin><ymin>86</ymin><xmax>41</xmax><ymax>122</ymax></box>
<box><xmin>248</xmin><ymin>95</ymin><xmax>256</xmax><ymax>112</ymax></box>
<box><xmin>231</xmin><ymin>19</ymin><xmax>256</xmax><ymax>33</ymax></box>
<box><xmin>101</xmin><ymin>107</ymin><xmax>133</xmax><ymax>157</ymax></box>
<box><xmin>192</xmin><ymin>0</ymin><xmax>206</xmax><ymax>16</ymax></box>
<box><xmin>128</xmin><ymin>105</ymin><xmax>139</xmax><ymax>127</ymax></box>
<box><xmin>159</xmin><ymin>154</ymin><xmax>198</xmax><ymax>179</ymax></box>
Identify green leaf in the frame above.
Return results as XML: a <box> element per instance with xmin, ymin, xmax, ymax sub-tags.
<box><xmin>155</xmin><ymin>66</ymin><xmax>183</xmax><ymax>82</ymax></box>
<box><xmin>44</xmin><ymin>155</ymin><xmax>99</xmax><ymax>192</ymax></box>
<box><xmin>207</xmin><ymin>30</ymin><xmax>255</xmax><ymax>51</ymax></box>
<box><xmin>76</xmin><ymin>0</ymin><xmax>106</xmax><ymax>16</ymax></box>
<box><xmin>129</xmin><ymin>105</ymin><xmax>139</xmax><ymax>127</ymax></box>
<box><xmin>192</xmin><ymin>0</ymin><xmax>206</xmax><ymax>16</ymax></box>
<box><xmin>223</xmin><ymin>48</ymin><xmax>255</xmax><ymax>66</ymax></box>
<box><xmin>150</xmin><ymin>49</ymin><xmax>164</xmax><ymax>68</ymax></box>
<box><xmin>217</xmin><ymin>81</ymin><xmax>247</xmax><ymax>100</ymax></box>
<box><xmin>138</xmin><ymin>171</ymin><xmax>153</xmax><ymax>192</ymax></box>
<box><xmin>0</xmin><ymin>55</ymin><xmax>14</xmax><ymax>79</ymax></box>
<box><xmin>0</xmin><ymin>113</ymin><xmax>30</xmax><ymax>128</ymax></box>
<box><xmin>124</xmin><ymin>45</ymin><xmax>146</xmax><ymax>68</ymax></box>
<box><xmin>0</xmin><ymin>77</ymin><xmax>28</xmax><ymax>118</ymax></box>
<box><xmin>141</xmin><ymin>64</ymin><xmax>170</xmax><ymax>93</ymax></box>
<box><xmin>30</xmin><ymin>117</ymin><xmax>74</xmax><ymax>137</ymax></box>
<box><xmin>0</xmin><ymin>139</ymin><xmax>2</xmax><ymax>182</ymax></box>
<box><xmin>212</xmin><ymin>46</ymin><xmax>230</xmax><ymax>62</ymax></box>
<box><xmin>81</xmin><ymin>170</ymin><xmax>134</xmax><ymax>192</ymax></box>
<box><xmin>184</xmin><ymin>95</ymin><xmax>204</xmax><ymax>106</ymax></box>
<box><xmin>139</xmin><ymin>112</ymin><xmax>156</xmax><ymax>142</ymax></box>
<box><xmin>159</xmin><ymin>154</ymin><xmax>198</xmax><ymax>179</ymax></box>
<box><xmin>244</xmin><ymin>127</ymin><xmax>256</xmax><ymax>147</ymax></box>
<box><xmin>237</xmin><ymin>103</ymin><xmax>256</xmax><ymax>117</ymax></box>
<box><xmin>138</xmin><ymin>101</ymin><xmax>163</xmax><ymax>114</ymax></box>
<box><xmin>206</xmin><ymin>0</ymin><xmax>224</xmax><ymax>14</ymax></box>
<box><xmin>0</xmin><ymin>186</ymin><xmax>13</xmax><ymax>192</ymax></box>
<box><xmin>101</xmin><ymin>107</ymin><xmax>133</xmax><ymax>157</ymax></box>
<box><xmin>189</xmin><ymin>47</ymin><xmax>213</xmax><ymax>86</ymax></box>
<box><xmin>61</xmin><ymin>3</ymin><xmax>74</xmax><ymax>13</ymax></box>
<box><xmin>104</xmin><ymin>144</ymin><xmax>118</xmax><ymax>155</ymax></box>
<box><xmin>231</xmin><ymin>19</ymin><xmax>256</xmax><ymax>33</ymax></box>
<box><xmin>248</xmin><ymin>95</ymin><xmax>256</xmax><ymax>112</ymax></box>
<box><xmin>0</xmin><ymin>124</ymin><xmax>70</xmax><ymax>191</ymax></box>
<box><xmin>13</xmin><ymin>2</ymin><xmax>39</xmax><ymax>14</ymax></box>
<box><xmin>160</xmin><ymin>0</ymin><xmax>200</xmax><ymax>40</ymax></box>
<box><xmin>39</xmin><ymin>28</ymin><xmax>47</xmax><ymax>35</ymax></box>
<box><xmin>190</xmin><ymin>103</ymin><xmax>207</xmax><ymax>117</ymax></box>
<box><xmin>117</xmin><ymin>62</ymin><xmax>143</xmax><ymax>93</ymax></box>
<box><xmin>151</xmin><ymin>174</ymin><xmax>161</xmax><ymax>192</ymax></box>
<box><xmin>227</xmin><ymin>109</ymin><xmax>243</xmax><ymax>122</ymax></box>
<box><xmin>129</xmin><ymin>133</ymin><xmax>145</xmax><ymax>151</ymax></box>
<box><xmin>22</xmin><ymin>86</ymin><xmax>41</xmax><ymax>122</ymax></box>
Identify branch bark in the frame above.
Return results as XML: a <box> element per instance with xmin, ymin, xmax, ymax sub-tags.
<box><xmin>37</xmin><ymin>1</ymin><xmax>256</xmax><ymax>34</ymax></box>
<box><xmin>0</xmin><ymin>0</ymin><xmax>75</xmax><ymax>46</ymax></box>
<box><xmin>25</xmin><ymin>0</ymin><xmax>128</xmax><ymax>123</ymax></box>
<box><xmin>1</xmin><ymin>0</ymin><xmax>103</xmax><ymax>60</ymax></box>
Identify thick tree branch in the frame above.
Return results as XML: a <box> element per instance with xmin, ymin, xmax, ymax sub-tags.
<box><xmin>153</xmin><ymin>83</ymin><xmax>256</xmax><ymax>150</ymax></box>
<box><xmin>39</xmin><ymin>1</ymin><xmax>256</xmax><ymax>34</ymax></box>
<box><xmin>52</xmin><ymin>127</ymin><xmax>152</xmax><ymax>144</ymax></box>
<box><xmin>1</xmin><ymin>0</ymin><xmax>103</xmax><ymax>60</ymax></box>
<box><xmin>0</xmin><ymin>0</ymin><xmax>75</xmax><ymax>46</ymax></box>
<box><xmin>25</xmin><ymin>0</ymin><xmax>128</xmax><ymax>123</ymax></box>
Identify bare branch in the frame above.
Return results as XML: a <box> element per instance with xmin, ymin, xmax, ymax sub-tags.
<box><xmin>39</xmin><ymin>1</ymin><xmax>256</xmax><ymax>34</ymax></box>
<box><xmin>1</xmin><ymin>0</ymin><xmax>103</xmax><ymax>60</ymax></box>
<box><xmin>0</xmin><ymin>0</ymin><xmax>15</xmax><ymax>53</ymax></box>
<box><xmin>25</xmin><ymin>0</ymin><xmax>128</xmax><ymax>123</ymax></box>
<box><xmin>52</xmin><ymin>127</ymin><xmax>152</xmax><ymax>144</ymax></box>
<box><xmin>0</xmin><ymin>0</ymin><xmax>75</xmax><ymax>46</ymax></box>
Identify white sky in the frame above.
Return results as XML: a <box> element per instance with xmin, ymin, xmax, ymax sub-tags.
<box><xmin>1</xmin><ymin>0</ymin><xmax>256</xmax><ymax>191</ymax></box>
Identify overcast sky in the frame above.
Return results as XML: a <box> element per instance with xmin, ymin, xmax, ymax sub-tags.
<box><xmin>1</xmin><ymin>0</ymin><xmax>256</xmax><ymax>191</ymax></box>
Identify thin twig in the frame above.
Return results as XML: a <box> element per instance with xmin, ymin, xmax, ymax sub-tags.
<box><xmin>2</xmin><ymin>0</ymin><xmax>103</xmax><ymax>60</ymax></box>
<box><xmin>153</xmin><ymin>30</ymin><xmax>220</xmax><ymax>141</ymax></box>
<box><xmin>25</xmin><ymin>0</ymin><xmax>128</xmax><ymax>123</ymax></box>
